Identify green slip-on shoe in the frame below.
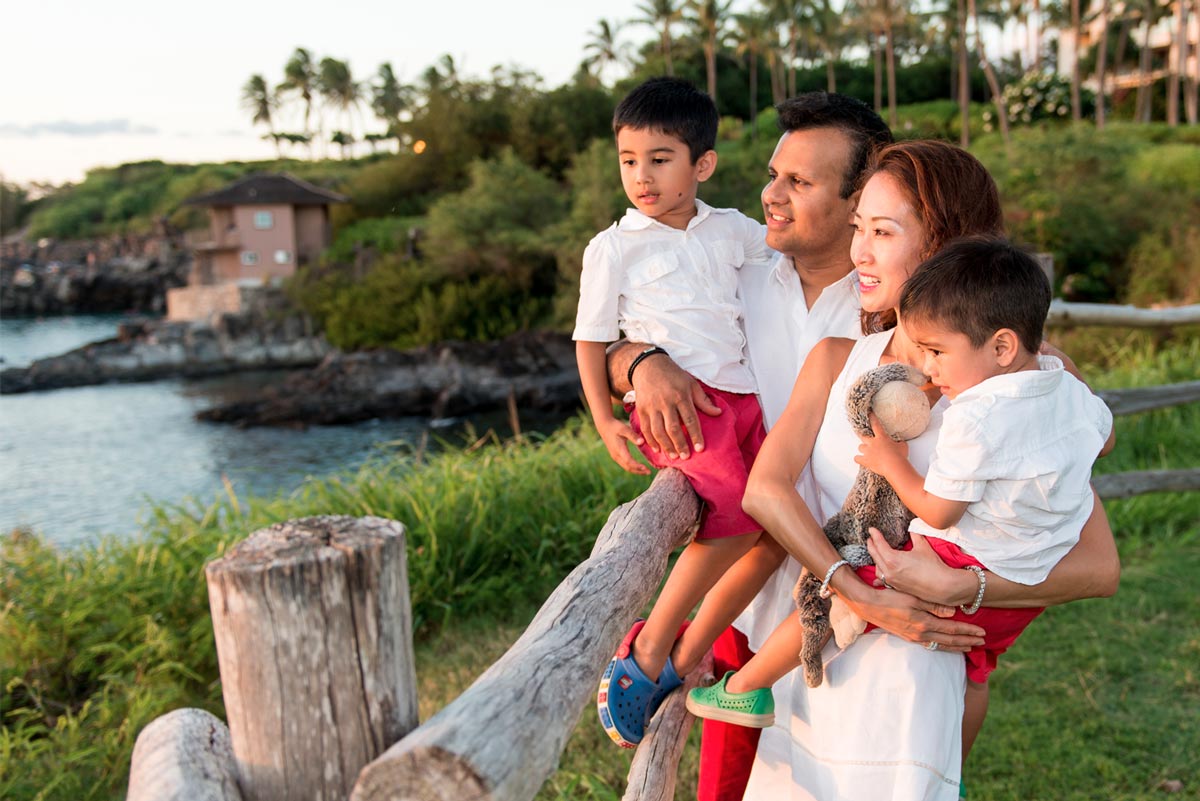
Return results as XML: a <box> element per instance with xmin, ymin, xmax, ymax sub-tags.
<box><xmin>685</xmin><ymin>671</ymin><xmax>775</xmax><ymax>728</ymax></box>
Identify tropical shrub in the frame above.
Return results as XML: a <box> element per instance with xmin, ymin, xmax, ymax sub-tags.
<box><xmin>985</xmin><ymin>71</ymin><xmax>1092</xmax><ymax>132</ymax></box>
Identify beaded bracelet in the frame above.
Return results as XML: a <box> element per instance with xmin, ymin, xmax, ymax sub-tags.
<box><xmin>627</xmin><ymin>346</ymin><xmax>668</xmax><ymax>388</ymax></box>
<box><xmin>959</xmin><ymin>565</ymin><xmax>987</xmax><ymax>615</ymax></box>
<box><xmin>818</xmin><ymin>559</ymin><xmax>850</xmax><ymax>599</ymax></box>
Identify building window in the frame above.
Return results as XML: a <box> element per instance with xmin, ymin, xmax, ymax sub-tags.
<box><xmin>253</xmin><ymin>211</ymin><xmax>274</xmax><ymax>230</ymax></box>
<box><xmin>273</xmin><ymin>250</ymin><xmax>292</xmax><ymax>265</ymax></box>
<box><xmin>240</xmin><ymin>251</ymin><xmax>259</xmax><ymax>266</ymax></box>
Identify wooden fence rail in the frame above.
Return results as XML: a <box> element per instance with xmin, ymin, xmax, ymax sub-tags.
<box><xmin>1046</xmin><ymin>301</ymin><xmax>1200</xmax><ymax>328</ymax></box>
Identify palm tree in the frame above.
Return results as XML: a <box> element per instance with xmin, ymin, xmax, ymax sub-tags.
<box><xmin>584</xmin><ymin>18</ymin><xmax>629</xmax><ymax>83</ymax></box>
<box><xmin>1132</xmin><ymin>0</ymin><xmax>1164</xmax><ymax>121</ymax></box>
<box><xmin>1069</xmin><ymin>0</ymin><xmax>1083</xmax><ymax>119</ymax></box>
<box><xmin>241</xmin><ymin>74</ymin><xmax>279</xmax><ymax>156</ymax></box>
<box><xmin>318</xmin><ymin>57</ymin><xmax>363</xmax><ymax>156</ymax></box>
<box><xmin>1166</xmin><ymin>0</ymin><xmax>1188</xmax><ymax>125</ymax></box>
<box><xmin>1188</xmin><ymin>0</ymin><xmax>1200</xmax><ymax>123</ymax></box>
<box><xmin>371</xmin><ymin>62</ymin><xmax>410</xmax><ymax>134</ymax></box>
<box><xmin>809</xmin><ymin>0</ymin><xmax>848</xmax><ymax>92</ymax></box>
<box><xmin>969</xmin><ymin>0</ymin><xmax>1010</xmax><ymax>145</ymax></box>
<box><xmin>733</xmin><ymin>10</ymin><xmax>772</xmax><ymax>133</ymax></box>
<box><xmin>766</xmin><ymin>0</ymin><xmax>804</xmax><ymax>98</ymax></box>
<box><xmin>278</xmin><ymin>48</ymin><xmax>318</xmax><ymax>151</ymax></box>
<box><xmin>1095</xmin><ymin>0</ymin><xmax>1112</xmax><ymax>128</ymax></box>
<box><xmin>637</xmin><ymin>0</ymin><xmax>683</xmax><ymax>75</ymax></box>
<box><xmin>687</xmin><ymin>0</ymin><xmax>733</xmax><ymax>103</ymax></box>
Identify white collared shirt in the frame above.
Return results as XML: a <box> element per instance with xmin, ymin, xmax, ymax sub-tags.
<box><xmin>911</xmin><ymin>355</ymin><xmax>1113</xmax><ymax>585</ymax></box>
<box><xmin>573</xmin><ymin>200</ymin><xmax>772</xmax><ymax>394</ymax></box>
<box><xmin>739</xmin><ymin>255</ymin><xmax>863</xmax><ymax>430</ymax></box>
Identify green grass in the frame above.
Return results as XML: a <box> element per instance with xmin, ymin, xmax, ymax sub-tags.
<box><xmin>2</xmin><ymin>338</ymin><xmax>1198</xmax><ymax>801</ymax></box>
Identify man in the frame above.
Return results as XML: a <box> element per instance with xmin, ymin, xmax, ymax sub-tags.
<box><xmin>606</xmin><ymin>92</ymin><xmax>988</xmax><ymax>800</ymax></box>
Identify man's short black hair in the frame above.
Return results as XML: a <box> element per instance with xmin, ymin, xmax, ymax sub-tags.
<box><xmin>775</xmin><ymin>92</ymin><xmax>893</xmax><ymax>198</ymax></box>
<box><xmin>900</xmin><ymin>236</ymin><xmax>1052</xmax><ymax>354</ymax></box>
<box><xmin>612</xmin><ymin>77</ymin><xmax>719</xmax><ymax>163</ymax></box>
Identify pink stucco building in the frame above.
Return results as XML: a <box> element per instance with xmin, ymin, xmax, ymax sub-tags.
<box><xmin>167</xmin><ymin>173</ymin><xmax>348</xmax><ymax>321</ymax></box>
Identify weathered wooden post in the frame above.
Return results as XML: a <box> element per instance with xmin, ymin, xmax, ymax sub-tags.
<box><xmin>203</xmin><ymin>515</ymin><xmax>419</xmax><ymax>801</ymax></box>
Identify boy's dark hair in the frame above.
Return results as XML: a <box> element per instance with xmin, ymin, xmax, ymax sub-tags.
<box><xmin>900</xmin><ymin>236</ymin><xmax>1051</xmax><ymax>354</ymax></box>
<box><xmin>612</xmin><ymin>77</ymin><xmax>718</xmax><ymax>163</ymax></box>
<box><xmin>776</xmin><ymin>92</ymin><xmax>893</xmax><ymax>199</ymax></box>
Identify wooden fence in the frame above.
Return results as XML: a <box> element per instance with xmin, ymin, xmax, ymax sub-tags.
<box><xmin>127</xmin><ymin>303</ymin><xmax>1199</xmax><ymax>801</ymax></box>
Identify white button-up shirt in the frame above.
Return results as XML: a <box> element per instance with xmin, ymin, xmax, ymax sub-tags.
<box><xmin>573</xmin><ymin>200</ymin><xmax>773</xmax><ymax>394</ymax></box>
<box><xmin>740</xmin><ymin>255</ymin><xmax>863</xmax><ymax>429</ymax></box>
<box><xmin>911</xmin><ymin>355</ymin><xmax>1113</xmax><ymax>585</ymax></box>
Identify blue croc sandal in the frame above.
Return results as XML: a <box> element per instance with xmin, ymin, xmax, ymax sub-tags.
<box><xmin>597</xmin><ymin>620</ymin><xmax>685</xmax><ymax>748</ymax></box>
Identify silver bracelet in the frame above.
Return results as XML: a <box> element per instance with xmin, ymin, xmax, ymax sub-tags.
<box><xmin>959</xmin><ymin>565</ymin><xmax>986</xmax><ymax>615</ymax></box>
<box><xmin>819</xmin><ymin>559</ymin><xmax>851</xmax><ymax>599</ymax></box>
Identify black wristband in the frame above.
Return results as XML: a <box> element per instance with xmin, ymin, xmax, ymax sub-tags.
<box><xmin>627</xmin><ymin>346</ymin><xmax>668</xmax><ymax>388</ymax></box>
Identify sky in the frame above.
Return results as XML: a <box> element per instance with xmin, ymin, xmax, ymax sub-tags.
<box><xmin>0</xmin><ymin>0</ymin><xmax>657</xmax><ymax>186</ymax></box>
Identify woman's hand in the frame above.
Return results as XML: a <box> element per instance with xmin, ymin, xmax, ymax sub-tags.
<box><xmin>833</xmin><ymin>569</ymin><xmax>985</xmax><ymax>652</ymax></box>
<box><xmin>866</xmin><ymin>528</ymin><xmax>978</xmax><ymax>607</ymax></box>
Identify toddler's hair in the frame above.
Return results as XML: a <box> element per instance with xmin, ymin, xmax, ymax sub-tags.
<box><xmin>900</xmin><ymin>236</ymin><xmax>1051</xmax><ymax>354</ymax></box>
<box><xmin>613</xmin><ymin>77</ymin><xmax>718</xmax><ymax>163</ymax></box>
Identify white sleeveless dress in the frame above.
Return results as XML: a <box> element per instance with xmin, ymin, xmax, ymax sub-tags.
<box><xmin>740</xmin><ymin>330</ymin><xmax>965</xmax><ymax>801</ymax></box>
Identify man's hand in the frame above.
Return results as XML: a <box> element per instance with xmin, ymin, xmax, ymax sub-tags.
<box><xmin>628</xmin><ymin>354</ymin><xmax>721</xmax><ymax>459</ymax></box>
<box><xmin>596</xmin><ymin>417</ymin><xmax>651</xmax><ymax>476</ymax></box>
<box><xmin>867</xmin><ymin>528</ymin><xmax>977</xmax><ymax>607</ymax></box>
<box><xmin>853</xmin><ymin>414</ymin><xmax>909</xmax><ymax>478</ymax></box>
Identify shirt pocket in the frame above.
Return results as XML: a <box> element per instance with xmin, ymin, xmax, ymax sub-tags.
<box><xmin>626</xmin><ymin>251</ymin><xmax>685</xmax><ymax>300</ymax></box>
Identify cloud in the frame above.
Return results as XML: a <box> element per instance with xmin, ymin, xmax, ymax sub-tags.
<box><xmin>0</xmin><ymin>119</ymin><xmax>159</xmax><ymax>137</ymax></box>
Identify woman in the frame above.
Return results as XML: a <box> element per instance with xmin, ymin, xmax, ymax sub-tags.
<box><xmin>724</xmin><ymin>140</ymin><xmax>1119</xmax><ymax>799</ymax></box>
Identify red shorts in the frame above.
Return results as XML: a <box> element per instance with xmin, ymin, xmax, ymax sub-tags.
<box><xmin>628</xmin><ymin>383</ymin><xmax>765</xmax><ymax>540</ymax></box>
<box><xmin>859</xmin><ymin>538</ymin><xmax>1044</xmax><ymax>684</ymax></box>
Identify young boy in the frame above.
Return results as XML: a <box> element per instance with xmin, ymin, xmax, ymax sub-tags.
<box><xmin>574</xmin><ymin>77</ymin><xmax>774</xmax><ymax>748</ymax></box>
<box><xmin>686</xmin><ymin>237</ymin><xmax>1115</xmax><ymax>760</ymax></box>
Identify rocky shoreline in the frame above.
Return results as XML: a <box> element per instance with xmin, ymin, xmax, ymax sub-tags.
<box><xmin>0</xmin><ymin>312</ymin><xmax>332</xmax><ymax>394</ymax></box>
<box><xmin>195</xmin><ymin>330</ymin><xmax>582</xmax><ymax>427</ymax></box>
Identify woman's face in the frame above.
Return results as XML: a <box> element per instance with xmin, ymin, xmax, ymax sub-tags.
<box><xmin>850</xmin><ymin>173</ymin><xmax>929</xmax><ymax>314</ymax></box>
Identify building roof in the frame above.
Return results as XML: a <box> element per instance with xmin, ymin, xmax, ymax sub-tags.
<box><xmin>184</xmin><ymin>173</ymin><xmax>350</xmax><ymax>207</ymax></box>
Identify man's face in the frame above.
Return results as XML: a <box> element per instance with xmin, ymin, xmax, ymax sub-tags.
<box><xmin>761</xmin><ymin>127</ymin><xmax>857</xmax><ymax>263</ymax></box>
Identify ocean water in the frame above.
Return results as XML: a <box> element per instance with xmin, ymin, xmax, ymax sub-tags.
<box><xmin>0</xmin><ymin>315</ymin><xmax>519</xmax><ymax>546</ymax></box>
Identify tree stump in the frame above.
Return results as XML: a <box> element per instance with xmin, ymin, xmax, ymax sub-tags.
<box><xmin>205</xmin><ymin>515</ymin><xmax>418</xmax><ymax>801</ymax></box>
<box><xmin>351</xmin><ymin>469</ymin><xmax>701</xmax><ymax>801</ymax></box>
<box><xmin>126</xmin><ymin>708</ymin><xmax>243</xmax><ymax>801</ymax></box>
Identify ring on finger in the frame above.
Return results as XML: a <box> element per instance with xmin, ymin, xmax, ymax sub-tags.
<box><xmin>925</xmin><ymin>641</ymin><xmax>940</xmax><ymax>651</ymax></box>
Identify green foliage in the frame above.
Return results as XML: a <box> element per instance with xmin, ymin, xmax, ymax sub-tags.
<box><xmin>972</xmin><ymin>125</ymin><xmax>1200</xmax><ymax>302</ymax></box>
<box><xmin>509</xmin><ymin>81</ymin><xmax>616</xmax><ymax>179</ymax></box>
<box><xmin>548</xmin><ymin>138</ymin><xmax>631</xmax><ymax>327</ymax></box>
<box><xmin>1</xmin><ymin>181</ymin><xmax>36</xmax><ymax>234</ymax></box>
<box><xmin>294</xmin><ymin>150</ymin><xmax>568</xmax><ymax>349</ymax></box>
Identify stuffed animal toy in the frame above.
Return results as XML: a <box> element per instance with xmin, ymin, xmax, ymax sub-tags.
<box><xmin>793</xmin><ymin>362</ymin><xmax>931</xmax><ymax>688</ymax></box>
